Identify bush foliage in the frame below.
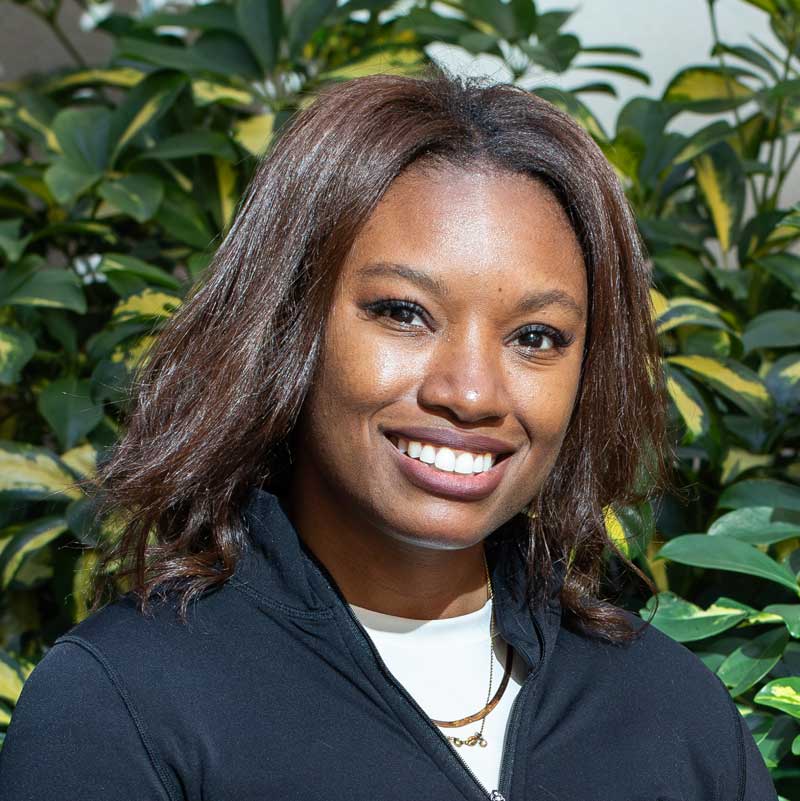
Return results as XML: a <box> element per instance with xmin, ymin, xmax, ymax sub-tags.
<box><xmin>0</xmin><ymin>0</ymin><xmax>798</xmax><ymax>793</ymax></box>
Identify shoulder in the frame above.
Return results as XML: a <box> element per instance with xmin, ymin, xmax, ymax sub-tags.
<box><xmin>564</xmin><ymin>607</ymin><xmax>739</xmax><ymax>720</ymax></box>
<box><xmin>552</xmin><ymin>608</ymin><xmax>747</xmax><ymax>786</ymax></box>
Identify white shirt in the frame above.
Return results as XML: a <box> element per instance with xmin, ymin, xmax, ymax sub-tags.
<box><xmin>349</xmin><ymin>597</ymin><xmax>529</xmax><ymax>794</ymax></box>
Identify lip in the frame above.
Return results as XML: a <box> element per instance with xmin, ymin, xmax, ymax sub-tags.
<box><xmin>381</xmin><ymin>426</ymin><xmax>516</xmax><ymax>456</ymax></box>
<box><xmin>383</xmin><ymin>434</ymin><xmax>512</xmax><ymax>501</ymax></box>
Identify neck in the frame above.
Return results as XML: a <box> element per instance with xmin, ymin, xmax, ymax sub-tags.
<box><xmin>284</xmin><ymin>476</ymin><xmax>488</xmax><ymax>620</ymax></box>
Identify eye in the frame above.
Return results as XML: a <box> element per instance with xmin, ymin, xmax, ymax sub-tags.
<box><xmin>363</xmin><ymin>298</ymin><xmax>428</xmax><ymax>329</ymax></box>
<box><xmin>514</xmin><ymin>325</ymin><xmax>573</xmax><ymax>356</ymax></box>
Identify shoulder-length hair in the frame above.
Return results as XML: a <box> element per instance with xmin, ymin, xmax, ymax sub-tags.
<box><xmin>88</xmin><ymin>64</ymin><xmax>670</xmax><ymax>641</ymax></box>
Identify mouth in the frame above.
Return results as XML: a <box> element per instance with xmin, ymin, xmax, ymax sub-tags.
<box><xmin>383</xmin><ymin>433</ymin><xmax>513</xmax><ymax>501</ymax></box>
<box><xmin>384</xmin><ymin>433</ymin><xmax>512</xmax><ymax>475</ymax></box>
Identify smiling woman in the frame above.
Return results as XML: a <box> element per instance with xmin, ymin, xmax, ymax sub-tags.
<box><xmin>0</xmin><ymin>66</ymin><xmax>777</xmax><ymax>801</ymax></box>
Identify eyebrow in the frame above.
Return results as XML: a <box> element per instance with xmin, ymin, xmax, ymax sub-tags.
<box><xmin>358</xmin><ymin>261</ymin><xmax>585</xmax><ymax>321</ymax></box>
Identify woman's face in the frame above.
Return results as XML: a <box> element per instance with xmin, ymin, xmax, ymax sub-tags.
<box><xmin>291</xmin><ymin>165</ymin><xmax>587</xmax><ymax>551</ymax></box>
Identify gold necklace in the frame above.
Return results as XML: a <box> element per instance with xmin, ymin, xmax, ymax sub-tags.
<box><xmin>430</xmin><ymin>548</ymin><xmax>515</xmax><ymax>748</ymax></box>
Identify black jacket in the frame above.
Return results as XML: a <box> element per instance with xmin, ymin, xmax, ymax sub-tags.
<box><xmin>0</xmin><ymin>488</ymin><xmax>778</xmax><ymax>800</ymax></box>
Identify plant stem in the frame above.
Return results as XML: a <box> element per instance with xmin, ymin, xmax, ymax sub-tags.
<box><xmin>706</xmin><ymin>0</ymin><xmax>761</xmax><ymax>205</ymax></box>
<box><xmin>29</xmin><ymin>4</ymin><xmax>87</xmax><ymax>69</ymax></box>
<box><xmin>761</xmin><ymin>28</ymin><xmax>796</xmax><ymax>209</ymax></box>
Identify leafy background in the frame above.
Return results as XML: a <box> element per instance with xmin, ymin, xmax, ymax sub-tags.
<box><xmin>0</xmin><ymin>0</ymin><xmax>798</xmax><ymax>795</ymax></box>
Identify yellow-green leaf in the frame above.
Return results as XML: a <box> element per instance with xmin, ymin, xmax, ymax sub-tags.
<box><xmin>0</xmin><ymin>515</ymin><xmax>68</xmax><ymax>589</ymax></box>
<box><xmin>0</xmin><ymin>441</ymin><xmax>82</xmax><ymax>501</ymax></box>
<box><xmin>667</xmin><ymin>355</ymin><xmax>771</xmax><ymax>418</ymax></box>
<box><xmin>215</xmin><ymin>157</ymin><xmax>237</xmax><ymax>230</ymax></box>
<box><xmin>664</xmin><ymin>364</ymin><xmax>709</xmax><ymax>440</ymax></box>
<box><xmin>694</xmin><ymin>143</ymin><xmax>744</xmax><ymax>252</ymax></box>
<box><xmin>43</xmin><ymin>68</ymin><xmax>144</xmax><ymax>92</ymax></box>
<box><xmin>664</xmin><ymin>67</ymin><xmax>753</xmax><ymax>111</ymax></box>
<box><xmin>755</xmin><ymin>677</ymin><xmax>800</xmax><ymax>719</ymax></box>
<box><xmin>60</xmin><ymin>443</ymin><xmax>98</xmax><ymax>479</ymax></box>
<box><xmin>112</xmin><ymin>289</ymin><xmax>181</xmax><ymax>323</ymax></box>
<box><xmin>191</xmin><ymin>81</ymin><xmax>254</xmax><ymax>107</ymax></box>
<box><xmin>233</xmin><ymin>113</ymin><xmax>275</xmax><ymax>156</ymax></box>
<box><xmin>603</xmin><ymin>506</ymin><xmax>629</xmax><ymax>558</ymax></box>
<box><xmin>721</xmin><ymin>448</ymin><xmax>773</xmax><ymax>485</ymax></box>
<box><xmin>320</xmin><ymin>48</ymin><xmax>424</xmax><ymax>81</ymax></box>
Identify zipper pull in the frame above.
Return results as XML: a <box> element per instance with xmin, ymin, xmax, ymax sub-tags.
<box><xmin>489</xmin><ymin>792</ymin><xmax>506</xmax><ymax>801</ymax></box>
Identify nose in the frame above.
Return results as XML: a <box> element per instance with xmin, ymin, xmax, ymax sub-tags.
<box><xmin>417</xmin><ymin>321</ymin><xmax>509</xmax><ymax>424</ymax></box>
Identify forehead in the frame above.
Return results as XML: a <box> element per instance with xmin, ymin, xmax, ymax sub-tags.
<box><xmin>341</xmin><ymin>165</ymin><xmax>586</xmax><ymax>306</ymax></box>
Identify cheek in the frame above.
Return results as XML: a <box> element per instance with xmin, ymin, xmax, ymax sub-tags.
<box><xmin>305</xmin><ymin>313</ymin><xmax>414</xmax><ymax>436</ymax></box>
<box><xmin>517</xmin><ymin>355</ymin><xmax>584</xmax><ymax>454</ymax></box>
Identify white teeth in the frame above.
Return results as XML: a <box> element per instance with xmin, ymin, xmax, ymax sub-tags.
<box><xmin>434</xmin><ymin>448</ymin><xmax>456</xmax><ymax>472</ymax></box>
<box><xmin>390</xmin><ymin>435</ymin><xmax>500</xmax><ymax>476</ymax></box>
<box><xmin>454</xmin><ymin>452</ymin><xmax>474</xmax><ymax>474</ymax></box>
<box><xmin>419</xmin><ymin>444</ymin><xmax>436</xmax><ymax>464</ymax></box>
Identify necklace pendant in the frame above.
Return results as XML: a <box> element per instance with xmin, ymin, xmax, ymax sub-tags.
<box><xmin>463</xmin><ymin>732</ymin><xmax>486</xmax><ymax>747</ymax></box>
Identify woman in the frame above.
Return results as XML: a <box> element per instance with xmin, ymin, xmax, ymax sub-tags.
<box><xmin>0</xmin><ymin>67</ymin><xmax>776</xmax><ymax>801</ymax></box>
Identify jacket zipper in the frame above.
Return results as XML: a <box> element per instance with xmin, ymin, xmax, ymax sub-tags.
<box><xmin>301</xmin><ymin>549</ymin><xmax>538</xmax><ymax>801</ymax></box>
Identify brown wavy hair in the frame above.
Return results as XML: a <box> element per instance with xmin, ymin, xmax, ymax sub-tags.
<box><xmin>87</xmin><ymin>63</ymin><xmax>671</xmax><ymax>641</ymax></box>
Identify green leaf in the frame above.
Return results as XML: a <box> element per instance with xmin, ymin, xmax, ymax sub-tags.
<box><xmin>138</xmin><ymin>3</ymin><xmax>240</xmax><ymax>33</ymax></box>
<box><xmin>664</xmin><ymin>66</ymin><xmax>754</xmax><ymax>112</ymax></box>
<box><xmin>709</xmin><ymin>507</ymin><xmax>800</xmax><ymax>545</ymax></box>
<box><xmin>743</xmin><ymin>310</ymin><xmax>800</xmax><ymax>352</ymax></box>
<box><xmin>98</xmin><ymin>253</ymin><xmax>182</xmax><ymax>292</ymax></box>
<box><xmin>717</xmin><ymin>626</ymin><xmax>790</xmax><ymax>696</ymax></box>
<box><xmin>719</xmin><ymin>479</ymin><xmax>800</xmax><ymax>512</ymax></box>
<box><xmin>533</xmin><ymin>88</ymin><xmax>606</xmax><ymax>140</ymax></box>
<box><xmin>287</xmin><ymin>0</ymin><xmax>337</xmax><ymax>58</ymax></box>
<box><xmin>766</xmin><ymin>354</ymin><xmax>800</xmax><ymax>410</ymax></box>
<box><xmin>236</xmin><ymin>0</ymin><xmax>282</xmax><ymax>73</ymax></box>
<box><xmin>117</xmin><ymin>35</ymin><xmax>259</xmax><ymax>79</ymax></box>
<box><xmin>0</xmin><ymin>219</ymin><xmax>32</xmax><ymax>263</ymax></box>
<box><xmin>763</xmin><ymin>605</ymin><xmax>800</xmax><ymax>637</ymax></box>
<box><xmin>0</xmin><ymin>440</ymin><xmax>81</xmax><ymax>501</ymax></box>
<box><xmin>37</xmin><ymin>376</ymin><xmax>103</xmax><ymax>450</ymax></box>
<box><xmin>109</xmin><ymin>71</ymin><xmax>187</xmax><ymax>164</ymax></box>
<box><xmin>639</xmin><ymin>591</ymin><xmax>749</xmax><ymax>642</ymax></box>
<box><xmin>0</xmin><ymin>515</ymin><xmax>68</xmax><ymax>590</ymax></box>
<box><xmin>576</xmin><ymin>62</ymin><xmax>650</xmax><ymax>85</ymax></box>
<box><xmin>461</xmin><ymin>0</ymin><xmax>519</xmax><ymax>39</ymax></box>
<box><xmin>674</xmin><ymin>120</ymin><xmax>735</xmax><ymax>163</ymax></box>
<box><xmin>755</xmin><ymin>677</ymin><xmax>800</xmax><ymax>719</ymax></box>
<box><xmin>520</xmin><ymin>34</ymin><xmax>580</xmax><ymax>73</ymax></box>
<box><xmin>193</xmin><ymin>31</ymin><xmax>262</xmax><ymax>79</ymax></box>
<box><xmin>755</xmin><ymin>253</ymin><xmax>800</xmax><ymax>301</ymax></box>
<box><xmin>667</xmin><ymin>354</ymin><xmax>771</xmax><ymax>419</ymax></box>
<box><xmin>656</xmin><ymin>534</ymin><xmax>799</xmax><ymax>594</ymax></box>
<box><xmin>98</xmin><ymin>174</ymin><xmax>164</xmax><ymax>223</ymax></box>
<box><xmin>664</xmin><ymin>363</ymin><xmax>711</xmax><ymax>441</ymax></box>
<box><xmin>655</xmin><ymin>296</ymin><xmax>729</xmax><ymax>334</ymax></box>
<box><xmin>52</xmin><ymin>106</ymin><xmax>112</xmax><ymax>172</ymax></box>
<box><xmin>0</xmin><ymin>326</ymin><xmax>36</xmax><ymax>384</ymax></box>
<box><xmin>44</xmin><ymin>158</ymin><xmax>102</xmax><ymax>205</ymax></box>
<box><xmin>694</xmin><ymin>142</ymin><xmax>745</xmax><ymax>253</ymax></box>
<box><xmin>509</xmin><ymin>0</ymin><xmax>537</xmax><ymax>37</ymax></box>
<box><xmin>139</xmin><ymin>130</ymin><xmax>237</xmax><ymax>161</ymax></box>
<box><xmin>652</xmin><ymin>251</ymin><xmax>711</xmax><ymax>297</ymax></box>
<box><xmin>158</xmin><ymin>184</ymin><xmax>214</xmax><ymax>249</ymax></box>
<box><xmin>754</xmin><ymin>709</ymin><xmax>797</xmax><ymax>769</ymax></box>
<box><xmin>603</xmin><ymin>502</ymin><xmax>653</xmax><ymax>559</ymax></box>
<box><xmin>0</xmin><ymin>264</ymin><xmax>86</xmax><ymax>314</ymax></box>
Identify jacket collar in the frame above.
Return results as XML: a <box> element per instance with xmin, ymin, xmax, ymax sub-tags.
<box><xmin>234</xmin><ymin>486</ymin><xmax>564</xmax><ymax>672</ymax></box>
